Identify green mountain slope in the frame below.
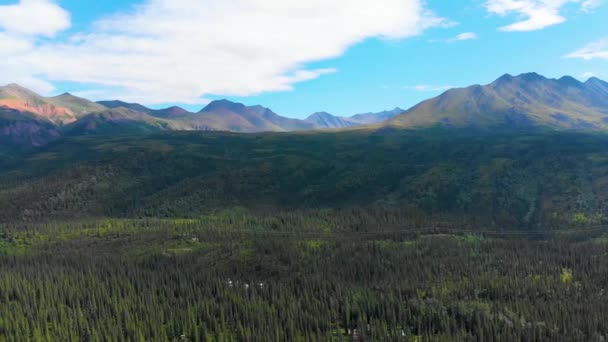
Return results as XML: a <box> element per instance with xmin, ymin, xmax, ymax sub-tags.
<box><xmin>388</xmin><ymin>73</ymin><xmax>608</xmax><ymax>130</ymax></box>
<box><xmin>1</xmin><ymin>129</ymin><xmax>607</xmax><ymax>227</ymax></box>
<box><xmin>48</xmin><ymin>93</ymin><xmax>107</xmax><ymax>116</ymax></box>
<box><xmin>63</xmin><ymin>108</ymin><xmax>192</xmax><ymax>136</ymax></box>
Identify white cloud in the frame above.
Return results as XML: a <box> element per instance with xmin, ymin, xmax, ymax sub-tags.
<box><xmin>0</xmin><ymin>0</ymin><xmax>447</xmax><ymax>104</ymax></box>
<box><xmin>484</xmin><ymin>0</ymin><xmax>601</xmax><ymax>32</ymax></box>
<box><xmin>0</xmin><ymin>32</ymin><xmax>32</xmax><ymax>54</ymax></box>
<box><xmin>581</xmin><ymin>0</ymin><xmax>603</xmax><ymax>12</ymax></box>
<box><xmin>408</xmin><ymin>85</ymin><xmax>454</xmax><ymax>92</ymax></box>
<box><xmin>448</xmin><ymin>32</ymin><xmax>478</xmax><ymax>42</ymax></box>
<box><xmin>0</xmin><ymin>0</ymin><xmax>70</xmax><ymax>37</ymax></box>
<box><xmin>581</xmin><ymin>72</ymin><xmax>597</xmax><ymax>79</ymax></box>
<box><xmin>565</xmin><ymin>38</ymin><xmax>608</xmax><ymax>60</ymax></box>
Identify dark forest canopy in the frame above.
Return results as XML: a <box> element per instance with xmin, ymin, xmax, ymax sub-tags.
<box><xmin>1</xmin><ymin>128</ymin><xmax>607</xmax><ymax>228</ymax></box>
<box><xmin>1</xmin><ymin>217</ymin><xmax>608</xmax><ymax>341</ymax></box>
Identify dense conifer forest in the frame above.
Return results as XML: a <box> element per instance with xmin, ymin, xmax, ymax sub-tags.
<box><xmin>1</xmin><ymin>129</ymin><xmax>608</xmax><ymax>340</ymax></box>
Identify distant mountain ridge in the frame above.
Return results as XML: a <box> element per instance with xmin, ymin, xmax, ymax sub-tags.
<box><xmin>350</xmin><ymin>108</ymin><xmax>405</xmax><ymax>124</ymax></box>
<box><xmin>3</xmin><ymin>72</ymin><xmax>608</xmax><ymax>147</ymax></box>
<box><xmin>195</xmin><ymin>100</ymin><xmax>315</xmax><ymax>132</ymax></box>
<box><xmin>97</xmin><ymin>100</ymin><xmax>191</xmax><ymax>119</ymax></box>
<box><xmin>304</xmin><ymin>108</ymin><xmax>405</xmax><ymax>129</ymax></box>
<box><xmin>306</xmin><ymin>112</ymin><xmax>357</xmax><ymax>129</ymax></box>
<box><xmin>388</xmin><ymin>73</ymin><xmax>608</xmax><ymax>130</ymax></box>
<box><xmin>0</xmin><ymin>84</ymin><xmax>402</xmax><ymax>145</ymax></box>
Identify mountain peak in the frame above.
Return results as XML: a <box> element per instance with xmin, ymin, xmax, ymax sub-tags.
<box><xmin>53</xmin><ymin>92</ymin><xmax>79</xmax><ymax>99</ymax></box>
<box><xmin>210</xmin><ymin>99</ymin><xmax>236</xmax><ymax>105</ymax></box>
<box><xmin>1</xmin><ymin>83</ymin><xmax>38</xmax><ymax>96</ymax></box>
<box><xmin>307</xmin><ymin>111</ymin><xmax>333</xmax><ymax>119</ymax></box>
<box><xmin>305</xmin><ymin>111</ymin><xmax>356</xmax><ymax>129</ymax></box>
<box><xmin>152</xmin><ymin>106</ymin><xmax>190</xmax><ymax>118</ymax></box>
<box><xmin>388</xmin><ymin>72</ymin><xmax>608</xmax><ymax>131</ymax></box>
<box><xmin>165</xmin><ymin>105</ymin><xmax>186</xmax><ymax>111</ymax></box>
<box><xmin>4</xmin><ymin>83</ymin><xmax>27</xmax><ymax>90</ymax></box>
<box><xmin>200</xmin><ymin>99</ymin><xmax>246</xmax><ymax>113</ymax></box>
<box><xmin>557</xmin><ymin>75</ymin><xmax>583</xmax><ymax>87</ymax></box>
<box><xmin>495</xmin><ymin>73</ymin><xmax>514</xmax><ymax>83</ymax></box>
<box><xmin>518</xmin><ymin>72</ymin><xmax>546</xmax><ymax>82</ymax></box>
<box><xmin>585</xmin><ymin>77</ymin><xmax>608</xmax><ymax>85</ymax></box>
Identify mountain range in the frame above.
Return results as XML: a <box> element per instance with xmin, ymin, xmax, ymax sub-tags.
<box><xmin>388</xmin><ymin>73</ymin><xmax>608</xmax><ymax>130</ymax></box>
<box><xmin>2</xmin><ymin>72</ymin><xmax>608</xmax><ymax>147</ymax></box>
<box><xmin>0</xmin><ymin>83</ymin><xmax>404</xmax><ymax>146</ymax></box>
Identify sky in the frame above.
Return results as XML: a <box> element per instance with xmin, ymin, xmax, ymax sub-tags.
<box><xmin>0</xmin><ymin>0</ymin><xmax>607</xmax><ymax>118</ymax></box>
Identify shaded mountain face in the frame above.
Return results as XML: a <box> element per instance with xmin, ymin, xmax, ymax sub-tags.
<box><xmin>0</xmin><ymin>84</ymin><xmax>104</xmax><ymax>124</ymax></box>
<box><xmin>349</xmin><ymin>107</ymin><xmax>404</xmax><ymax>124</ymax></box>
<box><xmin>388</xmin><ymin>73</ymin><xmax>608</xmax><ymax>130</ymax></box>
<box><xmin>0</xmin><ymin>107</ymin><xmax>61</xmax><ymax>146</ymax></box>
<box><xmin>305</xmin><ymin>108</ymin><xmax>404</xmax><ymax>129</ymax></box>
<box><xmin>195</xmin><ymin>99</ymin><xmax>315</xmax><ymax>132</ymax></box>
<box><xmin>305</xmin><ymin>112</ymin><xmax>357</xmax><ymax>129</ymax></box>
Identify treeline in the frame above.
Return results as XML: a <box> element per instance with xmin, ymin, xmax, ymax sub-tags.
<box><xmin>1</xmin><ymin>218</ymin><xmax>608</xmax><ymax>340</ymax></box>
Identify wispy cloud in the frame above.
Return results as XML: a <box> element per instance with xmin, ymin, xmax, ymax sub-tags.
<box><xmin>565</xmin><ymin>38</ymin><xmax>608</xmax><ymax>60</ymax></box>
<box><xmin>581</xmin><ymin>0</ymin><xmax>603</xmax><ymax>12</ymax></box>
<box><xmin>484</xmin><ymin>0</ymin><xmax>602</xmax><ymax>32</ymax></box>
<box><xmin>407</xmin><ymin>85</ymin><xmax>454</xmax><ymax>92</ymax></box>
<box><xmin>581</xmin><ymin>72</ymin><xmax>596</xmax><ymax>79</ymax></box>
<box><xmin>447</xmin><ymin>32</ymin><xmax>478</xmax><ymax>42</ymax></box>
<box><xmin>0</xmin><ymin>0</ymin><xmax>449</xmax><ymax>104</ymax></box>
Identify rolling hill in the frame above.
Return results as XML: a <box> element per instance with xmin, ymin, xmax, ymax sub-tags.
<box><xmin>388</xmin><ymin>73</ymin><xmax>608</xmax><ymax>130</ymax></box>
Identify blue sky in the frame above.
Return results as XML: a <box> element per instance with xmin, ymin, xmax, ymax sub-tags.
<box><xmin>0</xmin><ymin>0</ymin><xmax>607</xmax><ymax>118</ymax></box>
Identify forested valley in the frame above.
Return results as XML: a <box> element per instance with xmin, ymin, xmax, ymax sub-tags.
<box><xmin>1</xmin><ymin>129</ymin><xmax>608</xmax><ymax>341</ymax></box>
